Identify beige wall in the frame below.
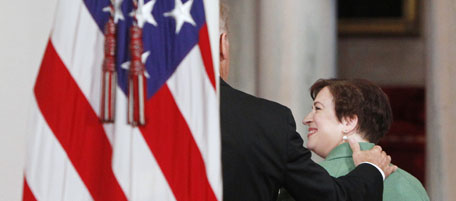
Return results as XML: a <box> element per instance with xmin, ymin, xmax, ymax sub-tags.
<box><xmin>0</xmin><ymin>0</ymin><xmax>58</xmax><ymax>200</ymax></box>
<box><xmin>338</xmin><ymin>37</ymin><xmax>425</xmax><ymax>86</ymax></box>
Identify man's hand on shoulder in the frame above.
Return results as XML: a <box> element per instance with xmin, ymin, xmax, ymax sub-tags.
<box><xmin>348</xmin><ymin>138</ymin><xmax>398</xmax><ymax>179</ymax></box>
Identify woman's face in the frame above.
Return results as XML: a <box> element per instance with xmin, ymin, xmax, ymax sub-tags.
<box><xmin>303</xmin><ymin>87</ymin><xmax>345</xmax><ymax>158</ymax></box>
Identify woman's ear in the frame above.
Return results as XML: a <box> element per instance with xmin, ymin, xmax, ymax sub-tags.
<box><xmin>341</xmin><ymin>115</ymin><xmax>358</xmax><ymax>135</ymax></box>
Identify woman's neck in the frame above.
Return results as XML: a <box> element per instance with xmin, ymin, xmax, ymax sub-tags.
<box><xmin>339</xmin><ymin>133</ymin><xmax>369</xmax><ymax>145</ymax></box>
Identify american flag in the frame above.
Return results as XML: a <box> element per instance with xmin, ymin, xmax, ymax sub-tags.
<box><xmin>22</xmin><ymin>0</ymin><xmax>221</xmax><ymax>200</ymax></box>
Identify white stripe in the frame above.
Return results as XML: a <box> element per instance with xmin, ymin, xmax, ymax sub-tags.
<box><xmin>167</xmin><ymin>45</ymin><xmax>222</xmax><ymax>200</ymax></box>
<box><xmin>25</xmin><ymin>101</ymin><xmax>93</xmax><ymax>201</ymax></box>
<box><xmin>128</xmin><ymin>79</ymin><xmax>134</xmax><ymax>125</ymax></box>
<box><xmin>50</xmin><ymin>0</ymin><xmax>104</xmax><ymax>122</ymax></box>
<box><xmin>109</xmin><ymin>87</ymin><xmax>177</xmax><ymax>201</ymax></box>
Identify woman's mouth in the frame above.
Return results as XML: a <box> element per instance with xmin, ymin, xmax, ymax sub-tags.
<box><xmin>307</xmin><ymin>128</ymin><xmax>317</xmax><ymax>138</ymax></box>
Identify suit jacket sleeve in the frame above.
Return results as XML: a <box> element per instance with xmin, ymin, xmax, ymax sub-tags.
<box><xmin>282</xmin><ymin>109</ymin><xmax>383</xmax><ymax>201</ymax></box>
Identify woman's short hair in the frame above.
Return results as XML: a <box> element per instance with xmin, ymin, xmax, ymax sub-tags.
<box><xmin>310</xmin><ymin>78</ymin><xmax>393</xmax><ymax>143</ymax></box>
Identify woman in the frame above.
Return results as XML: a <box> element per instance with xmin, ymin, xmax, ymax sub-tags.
<box><xmin>278</xmin><ymin>78</ymin><xmax>429</xmax><ymax>201</ymax></box>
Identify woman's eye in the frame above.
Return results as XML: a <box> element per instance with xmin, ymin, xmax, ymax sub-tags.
<box><xmin>315</xmin><ymin>107</ymin><xmax>321</xmax><ymax>110</ymax></box>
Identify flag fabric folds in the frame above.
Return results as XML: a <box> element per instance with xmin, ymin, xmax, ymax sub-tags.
<box><xmin>23</xmin><ymin>0</ymin><xmax>221</xmax><ymax>200</ymax></box>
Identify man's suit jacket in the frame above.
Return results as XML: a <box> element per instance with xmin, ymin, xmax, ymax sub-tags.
<box><xmin>220</xmin><ymin>79</ymin><xmax>383</xmax><ymax>201</ymax></box>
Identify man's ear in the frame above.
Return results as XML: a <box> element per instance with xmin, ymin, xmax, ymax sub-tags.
<box><xmin>341</xmin><ymin>115</ymin><xmax>358</xmax><ymax>135</ymax></box>
<box><xmin>220</xmin><ymin>32</ymin><xmax>228</xmax><ymax>61</ymax></box>
<box><xmin>219</xmin><ymin>32</ymin><xmax>230</xmax><ymax>80</ymax></box>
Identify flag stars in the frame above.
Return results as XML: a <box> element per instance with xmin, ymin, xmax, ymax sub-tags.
<box><xmin>102</xmin><ymin>0</ymin><xmax>125</xmax><ymax>23</ymax></box>
<box><xmin>164</xmin><ymin>0</ymin><xmax>196</xmax><ymax>34</ymax></box>
<box><xmin>113</xmin><ymin>0</ymin><xmax>125</xmax><ymax>23</ymax></box>
<box><xmin>131</xmin><ymin>0</ymin><xmax>158</xmax><ymax>28</ymax></box>
<box><xmin>121</xmin><ymin>51</ymin><xmax>151</xmax><ymax>78</ymax></box>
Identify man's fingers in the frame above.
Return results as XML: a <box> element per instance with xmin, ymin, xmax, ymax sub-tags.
<box><xmin>384</xmin><ymin>166</ymin><xmax>393</xmax><ymax>178</ymax></box>
<box><xmin>373</xmin><ymin>145</ymin><xmax>382</xmax><ymax>152</ymax></box>
<box><xmin>348</xmin><ymin>138</ymin><xmax>361</xmax><ymax>153</ymax></box>
<box><xmin>384</xmin><ymin>165</ymin><xmax>398</xmax><ymax>178</ymax></box>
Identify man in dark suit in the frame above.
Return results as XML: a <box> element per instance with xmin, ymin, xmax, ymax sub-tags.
<box><xmin>218</xmin><ymin>3</ymin><xmax>396</xmax><ymax>201</ymax></box>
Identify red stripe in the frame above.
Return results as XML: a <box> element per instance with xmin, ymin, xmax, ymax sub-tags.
<box><xmin>34</xmin><ymin>41</ymin><xmax>128</xmax><ymax>201</ymax></box>
<box><xmin>22</xmin><ymin>178</ymin><xmax>37</xmax><ymax>201</ymax></box>
<box><xmin>198</xmin><ymin>24</ymin><xmax>216</xmax><ymax>89</ymax></box>
<box><xmin>139</xmin><ymin>84</ymin><xmax>218</xmax><ymax>201</ymax></box>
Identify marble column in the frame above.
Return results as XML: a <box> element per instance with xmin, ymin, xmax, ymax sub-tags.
<box><xmin>425</xmin><ymin>0</ymin><xmax>456</xmax><ymax>200</ymax></box>
<box><xmin>225</xmin><ymin>0</ymin><xmax>336</xmax><ymax>161</ymax></box>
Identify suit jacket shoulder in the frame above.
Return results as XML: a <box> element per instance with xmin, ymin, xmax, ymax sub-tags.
<box><xmin>221</xmin><ymin>79</ymin><xmax>292</xmax><ymax>120</ymax></box>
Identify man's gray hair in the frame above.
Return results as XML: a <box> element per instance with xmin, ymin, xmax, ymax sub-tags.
<box><xmin>220</xmin><ymin>1</ymin><xmax>229</xmax><ymax>33</ymax></box>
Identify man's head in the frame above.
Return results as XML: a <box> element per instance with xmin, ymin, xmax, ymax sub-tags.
<box><xmin>219</xmin><ymin>1</ymin><xmax>230</xmax><ymax>81</ymax></box>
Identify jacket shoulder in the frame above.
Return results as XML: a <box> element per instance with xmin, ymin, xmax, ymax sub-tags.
<box><xmin>221</xmin><ymin>83</ymin><xmax>292</xmax><ymax>116</ymax></box>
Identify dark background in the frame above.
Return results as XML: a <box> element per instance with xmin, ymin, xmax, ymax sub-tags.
<box><xmin>338</xmin><ymin>0</ymin><xmax>404</xmax><ymax>18</ymax></box>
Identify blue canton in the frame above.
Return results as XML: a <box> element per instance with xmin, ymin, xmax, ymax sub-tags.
<box><xmin>83</xmin><ymin>0</ymin><xmax>207</xmax><ymax>98</ymax></box>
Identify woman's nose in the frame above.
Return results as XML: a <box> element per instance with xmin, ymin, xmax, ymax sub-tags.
<box><xmin>302</xmin><ymin>112</ymin><xmax>312</xmax><ymax>125</ymax></box>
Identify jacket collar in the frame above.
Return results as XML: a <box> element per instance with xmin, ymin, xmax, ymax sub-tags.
<box><xmin>220</xmin><ymin>78</ymin><xmax>230</xmax><ymax>87</ymax></box>
<box><xmin>325</xmin><ymin>142</ymin><xmax>375</xmax><ymax>161</ymax></box>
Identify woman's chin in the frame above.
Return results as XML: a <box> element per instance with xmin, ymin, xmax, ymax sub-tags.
<box><xmin>306</xmin><ymin>143</ymin><xmax>314</xmax><ymax>151</ymax></box>
<box><xmin>309</xmin><ymin>147</ymin><xmax>327</xmax><ymax>158</ymax></box>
